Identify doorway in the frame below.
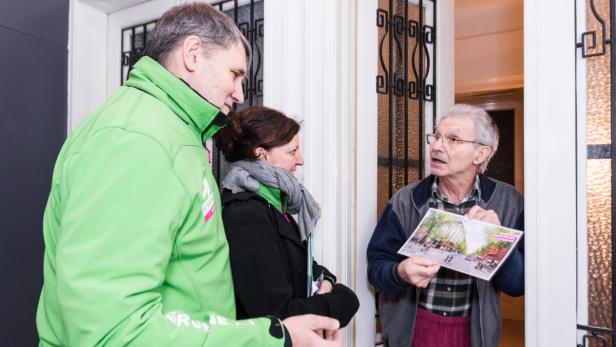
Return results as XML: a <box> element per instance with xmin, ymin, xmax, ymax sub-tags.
<box><xmin>457</xmin><ymin>88</ymin><xmax>525</xmax><ymax>347</ymax></box>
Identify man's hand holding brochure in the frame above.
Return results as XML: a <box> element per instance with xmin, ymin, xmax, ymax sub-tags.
<box><xmin>397</xmin><ymin>207</ymin><xmax>524</xmax><ymax>281</ymax></box>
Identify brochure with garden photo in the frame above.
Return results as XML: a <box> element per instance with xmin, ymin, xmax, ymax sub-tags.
<box><xmin>397</xmin><ymin>208</ymin><xmax>524</xmax><ymax>281</ymax></box>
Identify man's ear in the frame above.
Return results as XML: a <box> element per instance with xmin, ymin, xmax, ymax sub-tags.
<box><xmin>473</xmin><ymin>146</ymin><xmax>491</xmax><ymax>166</ymax></box>
<box><xmin>182</xmin><ymin>35</ymin><xmax>203</xmax><ymax>72</ymax></box>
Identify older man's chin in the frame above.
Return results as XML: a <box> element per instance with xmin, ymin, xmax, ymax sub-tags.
<box><xmin>429</xmin><ymin>161</ymin><xmax>447</xmax><ymax>177</ymax></box>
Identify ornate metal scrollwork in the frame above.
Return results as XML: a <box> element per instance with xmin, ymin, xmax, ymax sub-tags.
<box><xmin>376</xmin><ymin>0</ymin><xmax>436</xmax><ymax>198</ymax></box>
<box><xmin>377</xmin><ymin>9</ymin><xmax>389</xmax><ymax>95</ymax></box>
<box><xmin>214</xmin><ymin>0</ymin><xmax>264</xmax><ymax>107</ymax></box>
<box><xmin>121</xmin><ymin>20</ymin><xmax>157</xmax><ymax>84</ymax></box>
<box><xmin>237</xmin><ymin>17</ymin><xmax>264</xmax><ymax>102</ymax></box>
<box><xmin>576</xmin><ymin>0</ymin><xmax>611</xmax><ymax>58</ymax></box>
<box><xmin>574</xmin><ymin>2</ymin><xmax>616</xmax><ymax>346</ymax></box>
<box><xmin>577</xmin><ymin>324</ymin><xmax>613</xmax><ymax>347</ymax></box>
<box><xmin>377</xmin><ymin>12</ymin><xmax>435</xmax><ymax>102</ymax></box>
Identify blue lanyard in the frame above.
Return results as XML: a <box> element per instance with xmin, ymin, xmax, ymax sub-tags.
<box><xmin>306</xmin><ymin>235</ymin><xmax>313</xmax><ymax>297</ymax></box>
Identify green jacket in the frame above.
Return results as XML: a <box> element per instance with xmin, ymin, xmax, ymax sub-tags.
<box><xmin>36</xmin><ymin>57</ymin><xmax>289</xmax><ymax>347</ymax></box>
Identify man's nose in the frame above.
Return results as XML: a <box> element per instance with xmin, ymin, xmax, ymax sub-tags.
<box><xmin>431</xmin><ymin>136</ymin><xmax>445</xmax><ymax>151</ymax></box>
<box><xmin>232</xmin><ymin>83</ymin><xmax>245</xmax><ymax>104</ymax></box>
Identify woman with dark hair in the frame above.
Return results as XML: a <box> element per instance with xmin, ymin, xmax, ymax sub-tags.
<box><xmin>216</xmin><ymin>106</ymin><xmax>359</xmax><ymax>327</ymax></box>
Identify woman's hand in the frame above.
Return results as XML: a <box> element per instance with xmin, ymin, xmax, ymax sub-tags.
<box><xmin>317</xmin><ymin>280</ymin><xmax>333</xmax><ymax>294</ymax></box>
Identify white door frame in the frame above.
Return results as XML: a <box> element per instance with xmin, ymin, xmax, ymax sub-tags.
<box><xmin>524</xmin><ymin>0</ymin><xmax>577</xmax><ymax>345</ymax></box>
<box><xmin>574</xmin><ymin>0</ymin><xmax>589</xmax><ymax>341</ymax></box>
<box><xmin>68</xmin><ymin>0</ymin><xmax>181</xmax><ymax>130</ymax></box>
<box><xmin>355</xmin><ymin>1</ymin><xmax>378</xmax><ymax>344</ymax></box>
<box><xmin>67</xmin><ymin>0</ymin><xmax>109</xmax><ymax>131</ymax></box>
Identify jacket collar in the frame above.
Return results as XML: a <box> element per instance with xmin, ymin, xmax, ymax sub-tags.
<box><xmin>412</xmin><ymin>174</ymin><xmax>496</xmax><ymax>208</ymax></box>
<box><xmin>221</xmin><ymin>189</ymin><xmax>256</xmax><ymax>206</ymax></box>
<box><xmin>124</xmin><ymin>56</ymin><xmax>228</xmax><ymax>142</ymax></box>
<box><xmin>257</xmin><ymin>183</ymin><xmax>288</xmax><ymax>215</ymax></box>
<box><xmin>221</xmin><ymin>189</ymin><xmax>301</xmax><ymax>244</ymax></box>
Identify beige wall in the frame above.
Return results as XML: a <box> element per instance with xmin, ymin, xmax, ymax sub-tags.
<box><xmin>455</xmin><ymin>0</ymin><xmax>523</xmax><ymax>94</ymax></box>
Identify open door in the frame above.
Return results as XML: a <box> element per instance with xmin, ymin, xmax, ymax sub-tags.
<box><xmin>355</xmin><ymin>0</ymin><xmax>454</xmax><ymax>345</ymax></box>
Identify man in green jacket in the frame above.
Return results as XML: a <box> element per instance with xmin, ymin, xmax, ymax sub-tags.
<box><xmin>36</xmin><ymin>3</ymin><xmax>341</xmax><ymax>346</ymax></box>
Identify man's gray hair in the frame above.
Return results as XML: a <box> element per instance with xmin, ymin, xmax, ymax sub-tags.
<box><xmin>144</xmin><ymin>2</ymin><xmax>251</xmax><ymax>66</ymax></box>
<box><xmin>438</xmin><ymin>103</ymin><xmax>499</xmax><ymax>174</ymax></box>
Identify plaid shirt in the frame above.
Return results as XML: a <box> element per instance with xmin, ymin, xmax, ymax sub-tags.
<box><xmin>417</xmin><ymin>176</ymin><xmax>481</xmax><ymax>317</ymax></box>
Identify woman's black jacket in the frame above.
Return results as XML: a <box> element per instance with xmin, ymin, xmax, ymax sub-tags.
<box><xmin>221</xmin><ymin>189</ymin><xmax>359</xmax><ymax>327</ymax></box>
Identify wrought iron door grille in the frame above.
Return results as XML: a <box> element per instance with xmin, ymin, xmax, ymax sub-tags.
<box><xmin>575</xmin><ymin>0</ymin><xmax>616</xmax><ymax>346</ymax></box>
<box><xmin>210</xmin><ymin>0</ymin><xmax>264</xmax><ymax>182</ymax></box>
<box><xmin>374</xmin><ymin>1</ymin><xmax>436</xmax><ymax>344</ymax></box>
<box><xmin>577</xmin><ymin>0</ymin><xmax>611</xmax><ymax>58</ymax></box>
<box><xmin>121</xmin><ymin>20</ymin><xmax>157</xmax><ymax>85</ymax></box>
<box><xmin>376</xmin><ymin>0</ymin><xmax>436</xmax><ymax>204</ymax></box>
<box><xmin>578</xmin><ymin>324</ymin><xmax>615</xmax><ymax>347</ymax></box>
<box><xmin>211</xmin><ymin>0</ymin><xmax>264</xmax><ymax>108</ymax></box>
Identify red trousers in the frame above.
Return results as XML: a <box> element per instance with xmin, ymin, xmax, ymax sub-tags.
<box><xmin>411</xmin><ymin>307</ymin><xmax>471</xmax><ymax>347</ymax></box>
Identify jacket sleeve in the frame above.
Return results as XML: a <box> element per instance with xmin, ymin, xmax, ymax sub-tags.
<box><xmin>55</xmin><ymin>129</ymin><xmax>288</xmax><ymax>347</ymax></box>
<box><xmin>223</xmin><ymin>199</ymin><xmax>359</xmax><ymax>327</ymax></box>
<box><xmin>492</xmin><ymin>209</ymin><xmax>525</xmax><ymax>296</ymax></box>
<box><xmin>367</xmin><ymin>204</ymin><xmax>410</xmax><ymax>292</ymax></box>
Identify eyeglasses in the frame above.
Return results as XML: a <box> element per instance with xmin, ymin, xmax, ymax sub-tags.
<box><xmin>425</xmin><ymin>133</ymin><xmax>486</xmax><ymax>148</ymax></box>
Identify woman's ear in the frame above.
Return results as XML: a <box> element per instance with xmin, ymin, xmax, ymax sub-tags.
<box><xmin>254</xmin><ymin>147</ymin><xmax>268</xmax><ymax>161</ymax></box>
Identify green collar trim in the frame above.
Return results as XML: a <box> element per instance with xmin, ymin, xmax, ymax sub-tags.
<box><xmin>124</xmin><ymin>56</ymin><xmax>228</xmax><ymax>141</ymax></box>
<box><xmin>258</xmin><ymin>183</ymin><xmax>287</xmax><ymax>214</ymax></box>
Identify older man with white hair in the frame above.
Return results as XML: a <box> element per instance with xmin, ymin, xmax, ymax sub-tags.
<box><xmin>367</xmin><ymin>104</ymin><xmax>524</xmax><ymax>347</ymax></box>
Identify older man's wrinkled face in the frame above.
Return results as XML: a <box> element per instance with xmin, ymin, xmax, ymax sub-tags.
<box><xmin>429</xmin><ymin>117</ymin><xmax>483</xmax><ymax>180</ymax></box>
